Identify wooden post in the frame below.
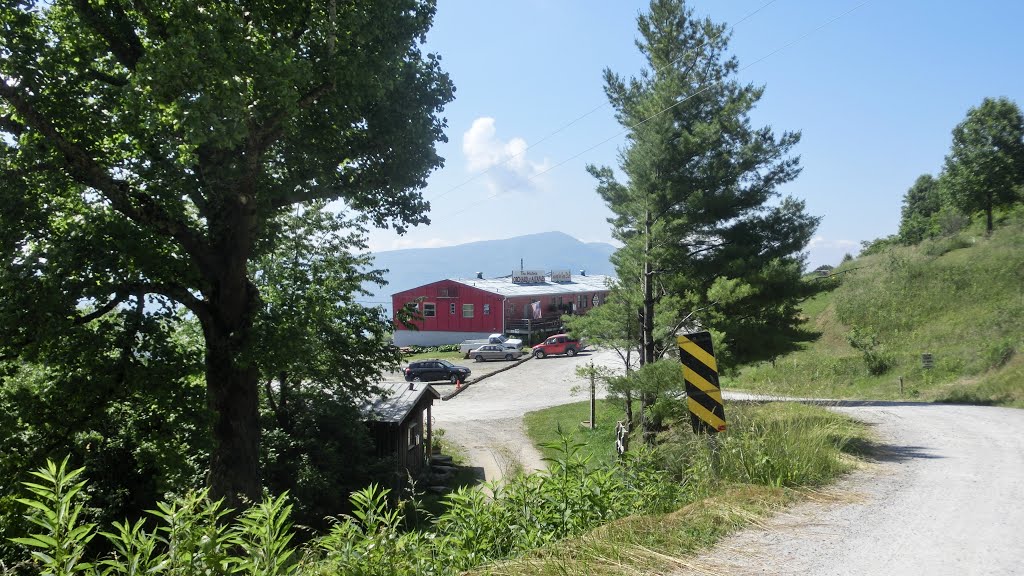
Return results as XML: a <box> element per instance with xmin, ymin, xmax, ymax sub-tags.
<box><xmin>589</xmin><ymin>361</ymin><xmax>596</xmax><ymax>430</ymax></box>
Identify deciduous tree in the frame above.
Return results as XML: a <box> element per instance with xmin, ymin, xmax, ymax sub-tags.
<box><xmin>898</xmin><ymin>174</ymin><xmax>943</xmax><ymax>243</ymax></box>
<box><xmin>0</xmin><ymin>0</ymin><xmax>453</xmax><ymax>506</ymax></box>
<box><xmin>942</xmin><ymin>97</ymin><xmax>1024</xmax><ymax>232</ymax></box>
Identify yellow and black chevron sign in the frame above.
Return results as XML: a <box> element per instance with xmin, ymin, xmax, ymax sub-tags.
<box><xmin>677</xmin><ymin>331</ymin><xmax>726</xmax><ymax>434</ymax></box>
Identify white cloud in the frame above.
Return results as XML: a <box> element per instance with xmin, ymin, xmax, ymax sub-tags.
<box><xmin>808</xmin><ymin>236</ymin><xmax>859</xmax><ymax>250</ymax></box>
<box><xmin>462</xmin><ymin>117</ymin><xmax>550</xmax><ymax>195</ymax></box>
<box><xmin>806</xmin><ymin>236</ymin><xmax>861</xmax><ymax>269</ymax></box>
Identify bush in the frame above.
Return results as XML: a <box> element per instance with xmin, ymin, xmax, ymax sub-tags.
<box><xmin>846</xmin><ymin>326</ymin><xmax>895</xmax><ymax>376</ymax></box>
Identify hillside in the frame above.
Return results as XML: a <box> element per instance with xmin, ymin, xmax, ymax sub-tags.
<box><xmin>364</xmin><ymin>231</ymin><xmax>617</xmax><ymax>309</ymax></box>
<box><xmin>726</xmin><ymin>211</ymin><xmax>1024</xmax><ymax>407</ymax></box>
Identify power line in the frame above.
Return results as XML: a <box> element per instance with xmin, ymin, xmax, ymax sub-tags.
<box><xmin>435</xmin><ymin>0</ymin><xmax>873</xmax><ymax>223</ymax></box>
<box><xmin>428</xmin><ymin>0</ymin><xmax>781</xmax><ymax>203</ymax></box>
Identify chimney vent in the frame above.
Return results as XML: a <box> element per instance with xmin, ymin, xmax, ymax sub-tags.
<box><xmin>476</xmin><ymin>272</ymin><xmax>483</xmax><ymax>279</ymax></box>
<box><xmin>580</xmin><ymin>269</ymin><xmax>586</xmax><ymax>276</ymax></box>
<box><xmin>408</xmin><ymin>381</ymin><xmax>414</xmax><ymax>391</ymax></box>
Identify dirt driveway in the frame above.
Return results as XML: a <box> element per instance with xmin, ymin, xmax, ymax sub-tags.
<box><xmin>431</xmin><ymin>348</ymin><xmax>618</xmax><ymax>483</ymax></box>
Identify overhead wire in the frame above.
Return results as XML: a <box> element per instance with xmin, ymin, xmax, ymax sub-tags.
<box><xmin>434</xmin><ymin>0</ymin><xmax>873</xmax><ymax>223</ymax></box>
<box><xmin>427</xmin><ymin>0</ymin><xmax>781</xmax><ymax>202</ymax></box>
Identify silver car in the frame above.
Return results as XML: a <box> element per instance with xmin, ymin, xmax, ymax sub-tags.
<box><xmin>469</xmin><ymin>344</ymin><xmax>523</xmax><ymax>362</ymax></box>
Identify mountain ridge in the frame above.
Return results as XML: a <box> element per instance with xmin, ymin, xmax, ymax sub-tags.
<box><xmin>363</xmin><ymin>232</ymin><xmax>617</xmax><ymax>309</ymax></box>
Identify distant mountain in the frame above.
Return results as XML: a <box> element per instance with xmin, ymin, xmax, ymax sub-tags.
<box><xmin>362</xmin><ymin>231</ymin><xmax>617</xmax><ymax>310</ymax></box>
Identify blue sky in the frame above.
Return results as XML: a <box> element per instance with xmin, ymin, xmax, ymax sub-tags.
<box><xmin>366</xmin><ymin>0</ymin><xmax>1024</xmax><ymax>270</ymax></box>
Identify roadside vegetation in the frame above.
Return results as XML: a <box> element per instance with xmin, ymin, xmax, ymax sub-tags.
<box><xmin>727</xmin><ymin>188</ymin><xmax>1024</xmax><ymax>407</ymax></box>
<box><xmin>5</xmin><ymin>399</ymin><xmax>868</xmax><ymax>576</ymax></box>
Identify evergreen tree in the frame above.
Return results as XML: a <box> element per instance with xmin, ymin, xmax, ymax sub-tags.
<box><xmin>588</xmin><ymin>0</ymin><xmax>818</xmax><ymax>440</ymax></box>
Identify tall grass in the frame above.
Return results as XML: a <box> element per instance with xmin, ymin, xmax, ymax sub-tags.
<box><xmin>730</xmin><ymin>215</ymin><xmax>1024</xmax><ymax>405</ymax></box>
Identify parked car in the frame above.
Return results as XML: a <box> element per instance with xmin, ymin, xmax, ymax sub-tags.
<box><xmin>404</xmin><ymin>359</ymin><xmax>472</xmax><ymax>383</ymax></box>
<box><xmin>531</xmin><ymin>334</ymin><xmax>585</xmax><ymax>359</ymax></box>
<box><xmin>469</xmin><ymin>344</ymin><xmax>524</xmax><ymax>362</ymax></box>
<box><xmin>459</xmin><ymin>333</ymin><xmax>524</xmax><ymax>357</ymax></box>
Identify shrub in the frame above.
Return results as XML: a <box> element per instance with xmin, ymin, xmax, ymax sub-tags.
<box><xmin>846</xmin><ymin>326</ymin><xmax>895</xmax><ymax>375</ymax></box>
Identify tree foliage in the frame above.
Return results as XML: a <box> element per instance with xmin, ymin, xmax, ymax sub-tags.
<box><xmin>898</xmin><ymin>174</ymin><xmax>943</xmax><ymax>243</ymax></box>
<box><xmin>583</xmin><ymin>0</ymin><xmax>818</xmax><ymax>439</ymax></box>
<box><xmin>0</xmin><ymin>0</ymin><xmax>454</xmax><ymax>506</ymax></box>
<box><xmin>942</xmin><ymin>97</ymin><xmax>1024</xmax><ymax>232</ymax></box>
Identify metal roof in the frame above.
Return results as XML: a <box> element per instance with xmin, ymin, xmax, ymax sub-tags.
<box><xmin>449</xmin><ymin>274</ymin><xmax>615</xmax><ymax>297</ymax></box>
<box><xmin>360</xmin><ymin>382</ymin><xmax>440</xmax><ymax>424</ymax></box>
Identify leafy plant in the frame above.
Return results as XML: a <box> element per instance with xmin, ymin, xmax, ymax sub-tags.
<box><xmin>9</xmin><ymin>458</ymin><xmax>96</xmax><ymax>576</ymax></box>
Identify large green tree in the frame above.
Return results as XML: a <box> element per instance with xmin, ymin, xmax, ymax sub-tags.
<box><xmin>587</xmin><ymin>0</ymin><xmax>817</xmax><ymax>440</ymax></box>
<box><xmin>0</xmin><ymin>0</ymin><xmax>453</xmax><ymax>506</ymax></box>
<box><xmin>942</xmin><ymin>97</ymin><xmax>1024</xmax><ymax>232</ymax></box>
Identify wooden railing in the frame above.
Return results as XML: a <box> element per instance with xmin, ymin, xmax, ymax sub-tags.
<box><xmin>505</xmin><ymin>318</ymin><xmax>564</xmax><ymax>334</ymax></box>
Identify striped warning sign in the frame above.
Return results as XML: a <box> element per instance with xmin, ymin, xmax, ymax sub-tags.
<box><xmin>677</xmin><ymin>331</ymin><xmax>726</xmax><ymax>434</ymax></box>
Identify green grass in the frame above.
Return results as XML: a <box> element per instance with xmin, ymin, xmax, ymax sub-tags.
<box><xmin>403</xmin><ymin>350</ymin><xmax>466</xmax><ymax>363</ymax></box>
<box><xmin>504</xmin><ymin>400</ymin><xmax>871</xmax><ymax>575</ymax></box>
<box><xmin>475</xmin><ymin>485</ymin><xmax>794</xmax><ymax>576</ymax></box>
<box><xmin>727</xmin><ymin>214</ymin><xmax>1024</xmax><ymax>407</ymax></box>
<box><xmin>524</xmin><ymin>399</ymin><xmax>624</xmax><ymax>467</ymax></box>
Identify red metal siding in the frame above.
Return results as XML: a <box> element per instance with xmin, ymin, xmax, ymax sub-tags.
<box><xmin>392</xmin><ymin>280</ymin><xmax>505</xmax><ymax>334</ymax></box>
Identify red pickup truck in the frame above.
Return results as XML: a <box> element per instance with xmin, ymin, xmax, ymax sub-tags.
<box><xmin>531</xmin><ymin>334</ymin><xmax>585</xmax><ymax>358</ymax></box>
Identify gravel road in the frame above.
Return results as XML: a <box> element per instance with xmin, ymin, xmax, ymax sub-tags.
<box><xmin>672</xmin><ymin>401</ymin><xmax>1024</xmax><ymax>575</ymax></box>
<box><xmin>431</xmin><ymin>348</ymin><xmax>616</xmax><ymax>482</ymax></box>
<box><xmin>431</xmin><ymin>349</ymin><xmax>1024</xmax><ymax>573</ymax></box>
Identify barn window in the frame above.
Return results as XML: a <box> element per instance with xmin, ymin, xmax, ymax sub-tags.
<box><xmin>423</xmin><ymin>303</ymin><xmax>436</xmax><ymax>317</ymax></box>
<box><xmin>463</xmin><ymin>304</ymin><xmax>474</xmax><ymax>318</ymax></box>
<box><xmin>483</xmin><ymin>304</ymin><xmax>490</xmax><ymax>315</ymax></box>
<box><xmin>592</xmin><ymin>295</ymin><xmax>600</xmax><ymax>306</ymax></box>
<box><xmin>450</xmin><ymin>303</ymin><xmax>456</xmax><ymax>315</ymax></box>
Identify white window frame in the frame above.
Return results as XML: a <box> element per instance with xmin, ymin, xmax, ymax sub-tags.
<box><xmin>450</xmin><ymin>302</ymin><xmax>456</xmax><ymax>315</ymax></box>
<box><xmin>423</xmin><ymin>302</ymin><xmax>436</xmax><ymax>317</ymax></box>
<box><xmin>462</xmin><ymin>304</ymin><xmax>474</xmax><ymax>318</ymax></box>
<box><xmin>483</xmin><ymin>303</ymin><xmax>490</xmax><ymax>316</ymax></box>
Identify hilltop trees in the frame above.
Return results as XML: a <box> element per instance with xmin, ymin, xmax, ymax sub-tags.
<box><xmin>586</xmin><ymin>0</ymin><xmax>818</xmax><ymax>440</ymax></box>
<box><xmin>898</xmin><ymin>174</ymin><xmax>943</xmax><ymax>243</ymax></box>
<box><xmin>0</xmin><ymin>0</ymin><xmax>453</xmax><ymax>507</ymax></box>
<box><xmin>942</xmin><ymin>97</ymin><xmax>1024</xmax><ymax>233</ymax></box>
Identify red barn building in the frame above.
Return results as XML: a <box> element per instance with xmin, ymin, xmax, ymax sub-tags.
<box><xmin>391</xmin><ymin>271</ymin><xmax>613</xmax><ymax>346</ymax></box>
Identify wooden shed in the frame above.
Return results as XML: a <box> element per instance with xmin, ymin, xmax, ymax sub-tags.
<box><xmin>360</xmin><ymin>382</ymin><xmax>441</xmax><ymax>481</ymax></box>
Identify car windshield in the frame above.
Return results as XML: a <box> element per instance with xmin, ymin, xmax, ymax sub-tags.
<box><xmin>439</xmin><ymin>360</ymin><xmax>454</xmax><ymax>367</ymax></box>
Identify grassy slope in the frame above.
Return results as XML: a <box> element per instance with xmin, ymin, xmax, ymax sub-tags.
<box><xmin>726</xmin><ymin>214</ymin><xmax>1024</xmax><ymax>407</ymax></box>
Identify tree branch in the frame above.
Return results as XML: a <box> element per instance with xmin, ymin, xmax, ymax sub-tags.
<box><xmin>0</xmin><ymin>113</ymin><xmax>26</xmax><ymax>137</ymax></box>
<box><xmin>70</xmin><ymin>0</ymin><xmax>145</xmax><ymax>70</ymax></box>
<box><xmin>0</xmin><ymin>81</ymin><xmax>211</xmax><ymax>273</ymax></box>
<box><xmin>254</xmin><ymin>82</ymin><xmax>333</xmax><ymax>154</ymax></box>
<box><xmin>83</xmin><ymin>68</ymin><xmax>129</xmax><ymax>87</ymax></box>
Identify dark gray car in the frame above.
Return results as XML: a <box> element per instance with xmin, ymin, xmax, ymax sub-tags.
<box><xmin>404</xmin><ymin>359</ymin><xmax>471</xmax><ymax>383</ymax></box>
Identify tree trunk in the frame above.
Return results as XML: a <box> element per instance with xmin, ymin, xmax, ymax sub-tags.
<box><xmin>202</xmin><ymin>193</ymin><xmax>262</xmax><ymax>509</ymax></box>
<box><xmin>640</xmin><ymin>208</ymin><xmax>657</xmax><ymax>445</ymax></box>
<box><xmin>986</xmin><ymin>204</ymin><xmax>994</xmax><ymax>233</ymax></box>
<box><xmin>204</xmin><ymin>322</ymin><xmax>261</xmax><ymax>509</ymax></box>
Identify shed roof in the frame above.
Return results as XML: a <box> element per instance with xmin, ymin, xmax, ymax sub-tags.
<box><xmin>360</xmin><ymin>382</ymin><xmax>440</xmax><ymax>424</ymax></box>
<box><xmin>448</xmin><ymin>274</ymin><xmax>614</xmax><ymax>297</ymax></box>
